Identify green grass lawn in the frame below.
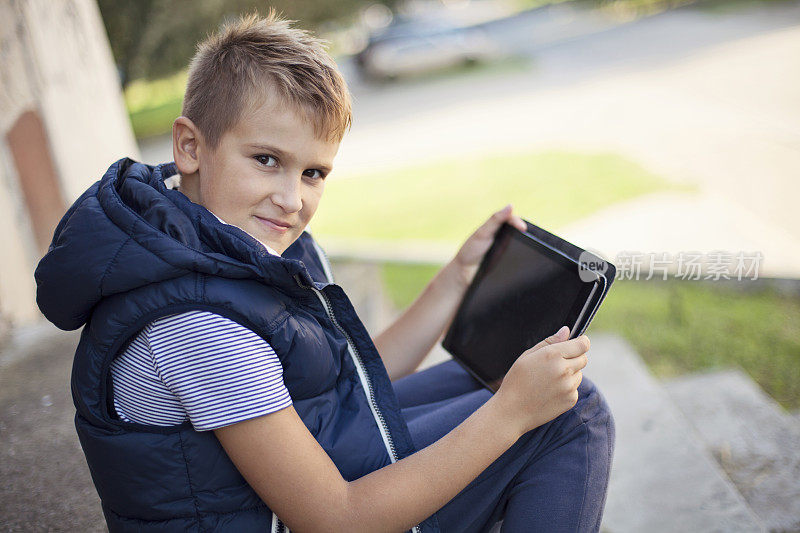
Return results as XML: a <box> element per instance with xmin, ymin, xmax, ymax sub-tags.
<box><xmin>312</xmin><ymin>150</ymin><xmax>691</xmax><ymax>243</ymax></box>
<box><xmin>589</xmin><ymin>279</ymin><xmax>800</xmax><ymax>410</ymax></box>
<box><xmin>380</xmin><ymin>263</ymin><xmax>800</xmax><ymax>411</ymax></box>
<box><xmin>128</xmin><ymin>99</ymin><xmax>184</xmax><ymax>139</ymax></box>
<box><xmin>125</xmin><ymin>70</ymin><xmax>187</xmax><ymax>139</ymax></box>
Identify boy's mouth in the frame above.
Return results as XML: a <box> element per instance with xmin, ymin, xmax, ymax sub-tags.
<box><xmin>254</xmin><ymin>215</ymin><xmax>291</xmax><ymax>233</ymax></box>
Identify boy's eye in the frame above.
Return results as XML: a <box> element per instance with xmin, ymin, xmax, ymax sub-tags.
<box><xmin>254</xmin><ymin>154</ymin><xmax>278</xmax><ymax>167</ymax></box>
<box><xmin>303</xmin><ymin>169</ymin><xmax>325</xmax><ymax>180</ymax></box>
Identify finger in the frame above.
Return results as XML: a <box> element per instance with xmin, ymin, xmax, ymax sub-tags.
<box><xmin>566</xmin><ymin>353</ymin><xmax>588</xmax><ymax>373</ymax></box>
<box><xmin>496</xmin><ymin>203</ymin><xmax>526</xmax><ymax>233</ymax></box>
<box><xmin>509</xmin><ymin>212</ymin><xmax>527</xmax><ymax>232</ymax></box>
<box><xmin>556</xmin><ymin>335</ymin><xmax>590</xmax><ymax>359</ymax></box>
<box><xmin>529</xmin><ymin>325</ymin><xmax>570</xmax><ymax>352</ymax></box>
<box><xmin>473</xmin><ymin>204</ymin><xmax>513</xmax><ymax>240</ymax></box>
<box><xmin>573</xmin><ymin>370</ymin><xmax>583</xmax><ymax>389</ymax></box>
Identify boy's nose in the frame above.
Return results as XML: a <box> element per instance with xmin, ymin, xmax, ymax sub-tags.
<box><xmin>270</xmin><ymin>174</ymin><xmax>303</xmax><ymax>213</ymax></box>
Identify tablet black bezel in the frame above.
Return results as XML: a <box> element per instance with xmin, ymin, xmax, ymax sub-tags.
<box><xmin>442</xmin><ymin>222</ymin><xmax>600</xmax><ymax>392</ymax></box>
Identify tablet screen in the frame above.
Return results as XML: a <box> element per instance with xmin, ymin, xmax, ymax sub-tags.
<box><xmin>443</xmin><ymin>224</ymin><xmax>599</xmax><ymax>389</ymax></box>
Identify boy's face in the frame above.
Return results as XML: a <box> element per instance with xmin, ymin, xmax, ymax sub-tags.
<box><xmin>177</xmin><ymin>91</ymin><xmax>339</xmax><ymax>255</ymax></box>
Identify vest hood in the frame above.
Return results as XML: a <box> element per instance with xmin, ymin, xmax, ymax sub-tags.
<box><xmin>35</xmin><ymin>158</ymin><xmax>315</xmax><ymax>331</ymax></box>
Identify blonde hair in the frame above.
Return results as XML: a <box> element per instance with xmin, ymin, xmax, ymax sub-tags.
<box><xmin>182</xmin><ymin>10</ymin><xmax>352</xmax><ymax>149</ymax></box>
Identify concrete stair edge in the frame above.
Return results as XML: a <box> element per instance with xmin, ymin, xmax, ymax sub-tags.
<box><xmin>583</xmin><ymin>333</ymin><xmax>764</xmax><ymax>533</ymax></box>
<box><xmin>663</xmin><ymin>368</ymin><xmax>800</xmax><ymax>532</ymax></box>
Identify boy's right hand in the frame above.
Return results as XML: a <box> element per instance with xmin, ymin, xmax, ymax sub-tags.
<box><xmin>494</xmin><ymin>326</ymin><xmax>590</xmax><ymax>435</ymax></box>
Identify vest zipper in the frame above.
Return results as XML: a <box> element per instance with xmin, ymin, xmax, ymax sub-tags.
<box><xmin>271</xmin><ymin>513</ymin><xmax>288</xmax><ymax>533</ymax></box>
<box><xmin>311</xmin><ymin>237</ymin><xmax>336</xmax><ymax>285</ymax></box>
<box><xmin>295</xmin><ymin>273</ymin><xmax>422</xmax><ymax>533</ymax></box>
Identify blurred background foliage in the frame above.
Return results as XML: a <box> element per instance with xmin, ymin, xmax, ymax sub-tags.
<box><xmin>97</xmin><ymin>0</ymin><xmax>399</xmax><ymax>88</ymax></box>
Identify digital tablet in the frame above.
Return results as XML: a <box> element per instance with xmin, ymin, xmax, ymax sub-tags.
<box><xmin>441</xmin><ymin>220</ymin><xmax>615</xmax><ymax>392</ymax></box>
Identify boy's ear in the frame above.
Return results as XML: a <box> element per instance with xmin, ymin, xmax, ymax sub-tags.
<box><xmin>172</xmin><ymin>116</ymin><xmax>201</xmax><ymax>175</ymax></box>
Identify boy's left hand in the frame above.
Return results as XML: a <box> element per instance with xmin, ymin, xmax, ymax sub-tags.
<box><xmin>449</xmin><ymin>204</ymin><xmax>527</xmax><ymax>289</ymax></box>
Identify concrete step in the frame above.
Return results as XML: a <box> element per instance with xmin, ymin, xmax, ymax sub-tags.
<box><xmin>583</xmin><ymin>334</ymin><xmax>764</xmax><ymax>533</ymax></box>
<box><xmin>663</xmin><ymin>369</ymin><xmax>800</xmax><ymax>532</ymax></box>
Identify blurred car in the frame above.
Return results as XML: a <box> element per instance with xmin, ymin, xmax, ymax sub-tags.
<box><xmin>355</xmin><ymin>17</ymin><xmax>501</xmax><ymax>81</ymax></box>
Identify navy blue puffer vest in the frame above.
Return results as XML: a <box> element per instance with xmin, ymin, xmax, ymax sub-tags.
<box><xmin>34</xmin><ymin>158</ymin><xmax>441</xmax><ymax>532</ymax></box>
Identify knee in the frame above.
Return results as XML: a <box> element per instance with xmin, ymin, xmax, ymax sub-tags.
<box><xmin>575</xmin><ymin>377</ymin><xmax>616</xmax><ymax>450</ymax></box>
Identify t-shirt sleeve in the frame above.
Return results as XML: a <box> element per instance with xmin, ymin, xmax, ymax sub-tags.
<box><xmin>147</xmin><ymin>310</ymin><xmax>292</xmax><ymax>431</ymax></box>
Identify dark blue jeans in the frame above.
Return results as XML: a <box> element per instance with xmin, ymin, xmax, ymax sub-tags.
<box><xmin>392</xmin><ymin>359</ymin><xmax>615</xmax><ymax>533</ymax></box>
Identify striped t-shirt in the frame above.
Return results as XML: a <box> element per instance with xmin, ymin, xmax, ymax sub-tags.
<box><xmin>110</xmin><ymin>310</ymin><xmax>292</xmax><ymax>431</ymax></box>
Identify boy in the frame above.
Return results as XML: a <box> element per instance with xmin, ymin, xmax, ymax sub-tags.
<box><xmin>34</xmin><ymin>11</ymin><xmax>614</xmax><ymax>532</ymax></box>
